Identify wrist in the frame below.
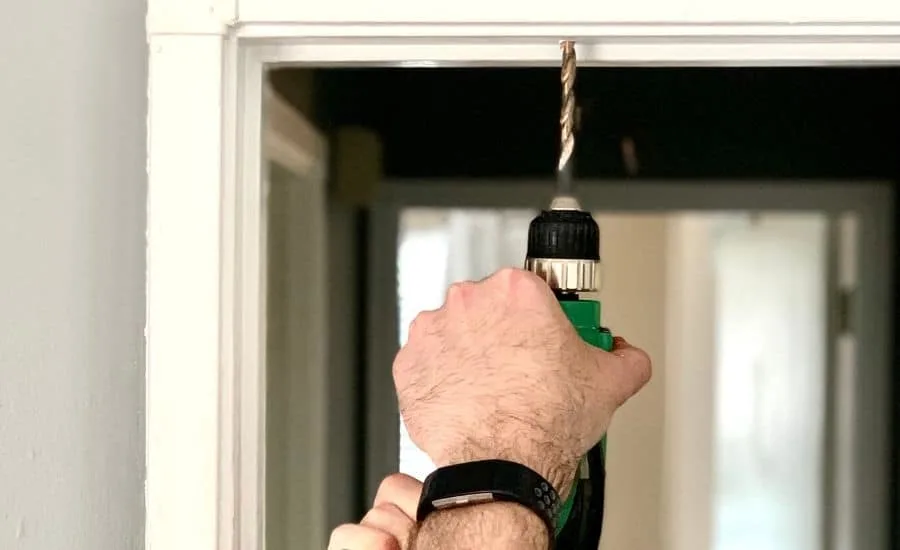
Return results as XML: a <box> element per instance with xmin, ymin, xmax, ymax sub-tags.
<box><xmin>417</xmin><ymin>502</ymin><xmax>548</xmax><ymax>550</ymax></box>
<box><xmin>437</xmin><ymin>438</ymin><xmax>579</xmax><ymax>501</ymax></box>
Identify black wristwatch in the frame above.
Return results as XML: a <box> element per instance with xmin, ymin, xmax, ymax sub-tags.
<box><xmin>416</xmin><ymin>459</ymin><xmax>560</xmax><ymax>548</ymax></box>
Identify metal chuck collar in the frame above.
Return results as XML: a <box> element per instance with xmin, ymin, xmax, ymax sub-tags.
<box><xmin>524</xmin><ymin>197</ymin><xmax>601</xmax><ymax>293</ymax></box>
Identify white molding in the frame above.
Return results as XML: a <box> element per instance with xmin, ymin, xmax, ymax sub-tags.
<box><xmin>242</xmin><ymin>27</ymin><xmax>900</xmax><ymax>66</ymax></box>
<box><xmin>146</xmin><ymin>30</ymin><xmax>330</xmax><ymax>550</ymax></box>
<box><xmin>218</xmin><ymin>35</ymin><xmax>239</xmax><ymax>550</ymax></box>
<box><xmin>237</xmin><ymin>0</ymin><xmax>900</xmax><ymax>26</ymax></box>
<box><xmin>147</xmin><ymin>0</ymin><xmax>237</xmax><ymax>35</ymax></box>
<box><xmin>236</xmin><ymin>43</ymin><xmax>267</xmax><ymax>550</ymax></box>
<box><xmin>146</xmin><ymin>34</ymin><xmax>230</xmax><ymax>550</ymax></box>
<box><xmin>238</xmin><ymin>22</ymin><xmax>900</xmax><ymax>38</ymax></box>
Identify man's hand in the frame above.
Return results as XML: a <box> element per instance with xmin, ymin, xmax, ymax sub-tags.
<box><xmin>394</xmin><ymin>267</ymin><xmax>652</xmax><ymax>499</ymax></box>
<box><xmin>328</xmin><ymin>473</ymin><xmax>422</xmax><ymax>550</ymax></box>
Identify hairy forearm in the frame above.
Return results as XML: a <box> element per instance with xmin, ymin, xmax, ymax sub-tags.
<box><xmin>412</xmin><ymin>502</ymin><xmax>548</xmax><ymax>550</ymax></box>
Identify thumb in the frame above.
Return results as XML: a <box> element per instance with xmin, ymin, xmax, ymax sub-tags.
<box><xmin>590</xmin><ymin>336</ymin><xmax>653</xmax><ymax>406</ymax></box>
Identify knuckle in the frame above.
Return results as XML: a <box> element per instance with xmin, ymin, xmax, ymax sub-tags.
<box><xmin>330</xmin><ymin>523</ymin><xmax>398</xmax><ymax>550</ymax></box>
<box><xmin>360</xmin><ymin>501</ymin><xmax>412</xmax><ymax>550</ymax></box>
<box><xmin>502</xmin><ymin>266</ymin><xmax>542</xmax><ymax>291</ymax></box>
<box><xmin>375</xmin><ymin>474</ymin><xmax>406</xmax><ymax>503</ymax></box>
<box><xmin>619</xmin><ymin>346</ymin><xmax>653</xmax><ymax>389</ymax></box>
<box><xmin>365</xmin><ymin>502</ymin><xmax>410</xmax><ymax>528</ymax></box>
<box><xmin>369</xmin><ymin>531</ymin><xmax>400</xmax><ymax>550</ymax></box>
<box><xmin>391</xmin><ymin>348</ymin><xmax>409</xmax><ymax>382</ymax></box>
<box><xmin>494</xmin><ymin>266</ymin><xmax>522</xmax><ymax>284</ymax></box>
<box><xmin>446</xmin><ymin>280</ymin><xmax>475</xmax><ymax>304</ymax></box>
<box><xmin>373</xmin><ymin>501</ymin><xmax>404</xmax><ymax>516</ymax></box>
<box><xmin>358</xmin><ymin>515</ymin><xmax>402</xmax><ymax>550</ymax></box>
<box><xmin>374</xmin><ymin>472</ymin><xmax>421</xmax><ymax>518</ymax></box>
<box><xmin>327</xmin><ymin>523</ymin><xmax>357</xmax><ymax>546</ymax></box>
<box><xmin>377</xmin><ymin>537</ymin><xmax>401</xmax><ymax>550</ymax></box>
<box><xmin>362</xmin><ymin>505</ymin><xmax>392</xmax><ymax>525</ymax></box>
<box><xmin>635</xmin><ymin>348</ymin><xmax>653</xmax><ymax>384</ymax></box>
<box><xmin>329</xmin><ymin>523</ymin><xmax>352</xmax><ymax>539</ymax></box>
<box><xmin>407</xmin><ymin>310</ymin><xmax>435</xmax><ymax>337</ymax></box>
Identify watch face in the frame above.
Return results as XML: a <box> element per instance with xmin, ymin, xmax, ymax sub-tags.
<box><xmin>432</xmin><ymin>492</ymin><xmax>495</xmax><ymax>509</ymax></box>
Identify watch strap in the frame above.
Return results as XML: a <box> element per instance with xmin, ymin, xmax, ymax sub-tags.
<box><xmin>416</xmin><ymin>459</ymin><xmax>560</xmax><ymax>545</ymax></box>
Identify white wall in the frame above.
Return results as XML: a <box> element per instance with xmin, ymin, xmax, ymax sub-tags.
<box><xmin>0</xmin><ymin>1</ymin><xmax>147</xmax><ymax>548</ymax></box>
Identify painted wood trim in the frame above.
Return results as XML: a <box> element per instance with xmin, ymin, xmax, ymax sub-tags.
<box><xmin>238</xmin><ymin>22</ymin><xmax>900</xmax><ymax>39</ymax></box>
<box><xmin>236</xmin><ymin>0</ymin><xmax>900</xmax><ymax>26</ymax></box>
<box><xmin>146</xmin><ymin>34</ymin><xmax>228</xmax><ymax>550</ymax></box>
<box><xmin>147</xmin><ymin>0</ymin><xmax>237</xmax><ymax>35</ymax></box>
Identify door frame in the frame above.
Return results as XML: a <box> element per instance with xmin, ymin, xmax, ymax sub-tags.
<box><xmin>145</xmin><ymin>5</ymin><xmax>900</xmax><ymax>548</ymax></box>
<box><xmin>367</xmin><ymin>179</ymin><xmax>894</xmax><ymax>550</ymax></box>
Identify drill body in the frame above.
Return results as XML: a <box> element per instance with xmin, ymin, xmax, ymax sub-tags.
<box><xmin>524</xmin><ymin>205</ymin><xmax>611</xmax><ymax>549</ymax></box>
<box><xmin>555</xmin><ymin>297</ymin><xmax>613</xmax><ymax>549</ymax></box>
<box><xmin>530</xmin><ymin>39</ymin><xmax>606</xmax><ymax>548</ymax></box>
<box><xmin>560</xmin><ymin>298</ymin><xmax>613</xmax><ymax>352</ymax></box>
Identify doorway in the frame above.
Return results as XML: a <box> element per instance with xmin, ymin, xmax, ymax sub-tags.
<box><xmin>144</xmin><ymin>25</ymin><xmax>900</xmax><ymax>550</ymax></box>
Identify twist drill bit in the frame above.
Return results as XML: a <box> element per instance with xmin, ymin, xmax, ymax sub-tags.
<box><xmin>557</xmin><ymin>41</ymin><xmax>577</xmax><ymax>198</ymax></box>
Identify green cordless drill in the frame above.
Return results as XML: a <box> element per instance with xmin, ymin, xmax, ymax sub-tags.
<box><xmin>523</xmin><ymin>195</ymin><xmax>611</xmax><ymax>549</ymax></box>
<box><xmin>522</xmin><ymin>40</ymin><xmax>612</xmax><ymax>549</ymax></box>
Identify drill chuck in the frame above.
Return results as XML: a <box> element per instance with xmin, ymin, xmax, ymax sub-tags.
<box><xmin>524</xmin><ymin>208</ymin><xmax>601</xmax><ymax>293</ymax></box>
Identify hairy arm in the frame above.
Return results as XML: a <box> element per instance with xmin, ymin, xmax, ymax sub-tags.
<box><xmin>412</xmin><ymin>502</ymin><xmax>548</xmax><ymax>550</ymax></box>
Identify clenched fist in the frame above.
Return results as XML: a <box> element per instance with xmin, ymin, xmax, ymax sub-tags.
<box><xmin>328</xmin><ymin>473</ymin><xmax>422</xmax><ymax>550</ymax></box>
<box><xmin>393</xmin><ymin>267</ymin><xmax>651</xmax><ymax>497</ymax></box>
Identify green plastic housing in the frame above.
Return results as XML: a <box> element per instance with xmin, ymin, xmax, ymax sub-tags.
<box><xmin>560</xmin><ymin>299</ymin><xmax>613</xmax><ymax>352</ymax></box>
<box><xmin>554</xmin><ymin>298</ymin><xmax>613</xmax><ymax>535</ymax></box>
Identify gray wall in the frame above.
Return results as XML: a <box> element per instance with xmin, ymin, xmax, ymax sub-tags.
<box><xmin>0</xmin><ymin>1</ymin><xmax>147</xmax><ymax>549</ymax></box>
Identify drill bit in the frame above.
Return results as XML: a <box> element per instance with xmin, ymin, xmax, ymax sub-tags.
<box><xmin>557</xmin><ymin>41</ymin><xmax>577</xmax><ymax>198</ymax></box>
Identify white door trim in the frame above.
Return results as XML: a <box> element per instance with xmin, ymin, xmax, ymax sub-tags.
<box><xmin>146</xmin><ymin>31</ymin><xmax>325</xmax><ymax>550</ymax></box>
<box><xmin>145</xmin><ymin>14</ymin><xmax>897</xmax><ymax>549</ymax></box>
